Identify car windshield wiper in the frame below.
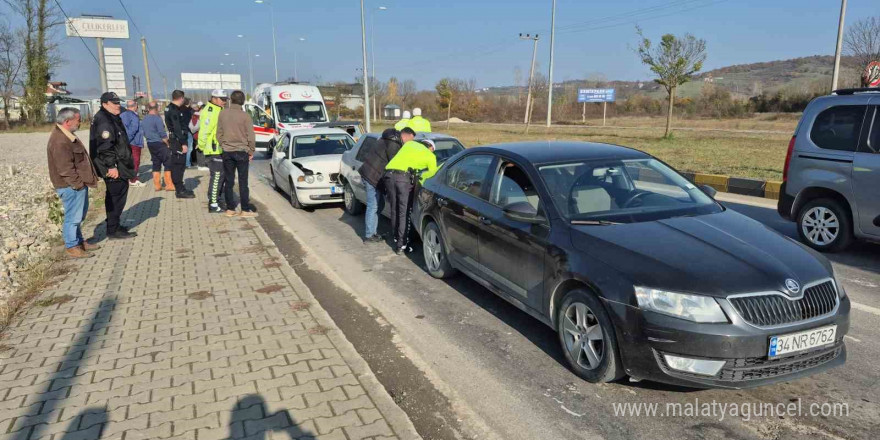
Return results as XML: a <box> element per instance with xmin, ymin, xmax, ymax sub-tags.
<box><xmin>570</xmin><ymin>219</ymin><xmax>623</xmax><ymax>226</ymax></box>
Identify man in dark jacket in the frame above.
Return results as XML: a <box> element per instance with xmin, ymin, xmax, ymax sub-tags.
<box><xmin>355</xmin><ymin>128</ymin><xmax>402</xmax><ymax>242</ymax></box>
<box><xmin>90</xmin><ymin>92</ymin><xmax>137</xmax><ymax>240</ymax></box>
<box><xmin>164</xmin><ymin>90</ymin><xmax>195</xmax><ymax>198</ymax></box>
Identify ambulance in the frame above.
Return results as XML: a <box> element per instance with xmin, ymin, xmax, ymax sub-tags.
<box><xmin>246</xmin><ymin>82</ymin><xmax>329</xmax><ymax>156</ymax></box>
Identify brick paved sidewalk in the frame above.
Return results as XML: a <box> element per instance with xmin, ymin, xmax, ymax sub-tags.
<box><xmin>0</xmin><ymin>173</ymin><xmax>419</xmax><ymax>440</ymax></box>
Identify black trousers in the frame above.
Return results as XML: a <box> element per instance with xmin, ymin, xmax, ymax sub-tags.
<box><xmin>386</xmin><ymin>172</ymin><xmax>414</xmax><ymax>247</ymax></box>
<box><xmin>147</xmin><ymin>142</ymin><xmax>170</xmax><ymax>172</ymax></box>
<box><xmin>223</xmin><ymin>151</ymin><xmax>250</xmax><ymax>210</ymax></box>
<box><xmin>207</xmin><ymin>155</ymin><xmax>225</xmax><ymax>206</ymax></box>
<box><xmin>169</xmin><ymin>140</ymin><xmax>187</xmax><ymax>191</ymax></box>
<box><xmin>104</xmin><ymin>178</ymin><xmax>129</xmax><ymax>234</ymax></box>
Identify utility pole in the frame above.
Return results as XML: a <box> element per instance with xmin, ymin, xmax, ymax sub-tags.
<box><xmin>163</xmin><ymin>76</ymin><xmax>168</xmax><ymax>101</ymax></box>
<box><xmin>520</xmin><ymin>34</ymin><xmax>539</xmax><ymax>125</ymax></box>
<box><xmin>546</xmin><ymin>0</ymin><xmax>557</xmax><ymax>127</ymax></box>
<box><xmin>141</xmin><ymin>37</ymin><xmax>153</xmax><ymax>101</ymax></box>
<box><xmin>96</xmin><ymin>37</ymin><xmax>107</xmax><ymax>93</ymax></box>
<box><xmin>831</xmin><ymin>0</ymin><xmax>847</xmax><ymax>91</ymax></box>
<box><xmin>360</xmin><ymin>0</ymin><xmax>372</xmax><ymax>132</ymax></box>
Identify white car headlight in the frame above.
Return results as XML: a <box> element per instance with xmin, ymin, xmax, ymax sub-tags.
<box><xmin>304</xmin><ymin>175</ymin><xmax>315</xmax><ymax>184</ymax></box>
<box><xmin>634</xmin><ymin>287</ymin><xmax>728</xmax><ymax>323</ymax></box>
<box><xmin>316</xmin><ymin>174</ymin><xmax>324</xmax><ymax>182</ymax></box>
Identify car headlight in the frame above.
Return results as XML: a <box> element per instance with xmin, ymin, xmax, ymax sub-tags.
<box><xmin>634</xmin><ymin>287</ymin><xmax>728</xmax><ymax>323</ymax></box>
<box><xmin>316</xmin><ymin>174</ymin><xmax>324</xmax><ymax>182</ymax></box>
<box><xmin>304</xmin><ymin>175</ymin><xmax>315</xmax><ymax>184</ymax></box>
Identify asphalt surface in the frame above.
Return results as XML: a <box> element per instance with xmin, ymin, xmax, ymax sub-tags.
<box><xmin>249</xmin><ymin>158</ymin><xmax>879</xmax><ymax>440</ymax></box>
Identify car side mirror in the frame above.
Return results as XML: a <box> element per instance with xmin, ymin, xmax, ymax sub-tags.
<box><xmin>503</xmin><ymin>201</ymin><xmax>545</xmax><ymax>224</ymax></box>
<box><xmin>274</xmin><ymin>151</ymin><xmax>286</xmax><ymax>161</ymax></box>
<box><xmin>699</xmin><ymin>184</ymin><xmax>717</xmax><ymax>199</ymax></box>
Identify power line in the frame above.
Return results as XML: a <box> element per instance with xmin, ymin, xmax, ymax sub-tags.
<box><xmin>52</xmin><ymin>0</ymin><xmax>105</xmax><ymax>74</ymax></box>
<box><xmin>554</xmin><ymin>0</ymin><xmax>710</xmax><ymax>32</ymax></box>
<box><xmin>116</xmin><ymin>0</ymin><xmax>164</xmax><ymax>78</ymax></box>
<box><xmin>558</xmin><ymin>0</ymin><xmax>729</xmax><ymax>35</ymax></box>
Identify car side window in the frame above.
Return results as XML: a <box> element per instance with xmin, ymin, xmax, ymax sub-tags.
<box><xmin>446</xmin><ymin>154</ymin><xmax>495</xmax><ymax>200</ymax></box>
<box><xmin>490</xmin><ymin>162</ymin><xmax>541</xmax><ymax>212</ymax></box>
<box><xmin>810</xmin><ymin>105</ymin><xmax>867</xmax><ymax>152</ymax></box>
<box><xmin>354</xmin><ymin>137</ymin><xmax>377</xmax><ymax>162</ymax></box>
<box><xmin>278</xmin><ymin>135</ymin><xmax>290</xmax><ymax>157</ymax></box>
<box><xmin>866</xmin><ymin>107</ymin><xmax>880</xmax><ymax>153</ymax></box>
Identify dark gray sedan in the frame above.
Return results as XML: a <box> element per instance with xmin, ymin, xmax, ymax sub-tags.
<box><xmin>413</xmin><ymin>141</ymin><xmax>850</xmax><ymax>388</ymax></box>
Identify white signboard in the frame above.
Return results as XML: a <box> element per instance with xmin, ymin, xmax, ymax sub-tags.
<box><xmin>65</xmin><ymin>18</ymin><xmax>129</xmax><ymax>39</ymax></box>
<box><xmin>104</xmin><ymin>47</ymin><xmax>127</xmax><ymax>97</ymax></box>
<box><xmin>181</xmin><ymin>72</ymin><xmax>242</xmax><ymax>91</ymax></box>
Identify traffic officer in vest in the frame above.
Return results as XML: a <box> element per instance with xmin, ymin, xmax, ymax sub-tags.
<box><xmin>199</xmin><ymin>89</ymin><xmax>228</xmax><ymax>213</ymax></box>
<box><xmin>407</xmin><ymin>108</ymin><xmax>432</xmax><ymax>133</ymax></box>
<box><xmin>394</xmin><ymin>110</ymin><xmax>411</xmax><ymax>131</ymax></box>
<box><xmin>384</xmin><ymin>127</ymin><xmax>438</xmax><ymax>254</ymax></box>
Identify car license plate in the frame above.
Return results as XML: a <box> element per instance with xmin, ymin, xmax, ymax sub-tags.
<box><xmin>331</xmin><ymin>185</ymin><xmax>341</xmax><ymax>195</ymax></box>
<box><xmin>768</xmin><ymin>325</ymin><xmax>836</xmax><ymax>358</ymax></box>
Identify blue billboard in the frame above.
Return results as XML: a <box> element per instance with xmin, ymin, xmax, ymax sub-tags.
<box><xmin>578</xmin><ymin>88</ymin><xmax>616</xmax><ymax>103</ymax></box>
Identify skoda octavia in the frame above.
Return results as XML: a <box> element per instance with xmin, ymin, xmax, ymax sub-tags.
<box><xmin>412</xmin><ymin>142</ymin><xmax>849</xmax><ymax>388</ymax></box>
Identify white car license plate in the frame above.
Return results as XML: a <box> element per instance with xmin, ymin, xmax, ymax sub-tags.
<box><xmin>768</xmin><ymin>325</ymin><xmax>836</xmax><ymax>358</ymax></box>
<box><xmin>330</xmin><ymin>185</ymin><xmax>341</xmax><ymax>195</ymax></box>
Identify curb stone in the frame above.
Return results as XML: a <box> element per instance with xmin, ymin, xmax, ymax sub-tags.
<box><xmin>246</xmin><ymin>214</ymin><xmax>422</xmax><ymax>440</ymax></box>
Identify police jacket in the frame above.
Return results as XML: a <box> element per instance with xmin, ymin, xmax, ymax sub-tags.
<box><xmin>357</xmin><ymin>129</ymin><xmax>402</xmax><ymax>187</ymax></box>
<box><xmin>90</xmin><ymin>107</ymin><xmax>135</xmax><ymax>180</ymax></box>
<box><xmin>385</xmin><ymin>140</ymin><xmax>438</xmax><ymax>183</ymax></box>
<box><xmin>198</xmin><ymin>102</ymin><xmax>223</xmax><ymax>156</ymax></box>
<box><xmin>164</xmin><ymin>103</ymin><xmax>189</xmax><ymax>151</ymax></box>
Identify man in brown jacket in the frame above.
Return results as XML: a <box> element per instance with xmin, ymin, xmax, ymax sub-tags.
<box><xmin>217</xmin><ymin>90</ymin><xmax>257</xmax><ymax>217</ymax></box>
<box><xmin>47</xmin><ymin>108</ymin><xmax>99</xmax><ymax>258</ymax></box>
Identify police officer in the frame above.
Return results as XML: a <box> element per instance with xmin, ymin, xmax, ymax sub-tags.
<box><xmin>407</xmin><ymin>108</ymin><xmax>432</xmax><ymax>133</ymax></box>
<box><xmin>199</xmin><ymin>89</ymin><xmax>228</xmax><ymax>213</ymax></box>
<box><xmin>90</xmin><ymin>92</ymin><xmax>138</xmax><ymax>239</ymax></box>
<box><xmin>394</xmin><ymin>110</ymin><xmax>411</xmax><ymax>131</ymax></box>
<box><xmin>384</xmin><ymin>127</ymin><xmax>438</xmax><ymax>254</ymax></box>
<box><xmin>164</xmin><ymin>90</ymin><xmax>195</xmax><ymax>199</ymax></box>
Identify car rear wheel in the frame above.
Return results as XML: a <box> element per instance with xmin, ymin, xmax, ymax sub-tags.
<box><xmin>289</xmin><ymin>178</ymin><xmax>303</xmax><ymax>209</ymax></box>
<box><xmin>422</xmin><ymin>221</ymin><xmax>457</xmax><ymax>279</ymax></box>
<box><xmin>557</xmin><ymin>289</ymin><xmax>623</xmax><ymax>383</ymax></box>
<box><xmin>343</xmin><ymin>182</ymin><xmax>364</xmax><ymax>216</ymax></box>
<box><xmin>797</xmin><ymin>198</ymin><xmax>853</xmax><ymax>252</ymax></box>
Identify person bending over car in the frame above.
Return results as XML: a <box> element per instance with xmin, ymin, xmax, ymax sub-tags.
<box><xmin>384</xmin><ymin>127</ymin><xmax>438</xmax><ymax>254</ymax></box>
<box><xmin>356</xmin><ymin>128</ymin><xmax>402</xmax><ymax>243</ymax></box>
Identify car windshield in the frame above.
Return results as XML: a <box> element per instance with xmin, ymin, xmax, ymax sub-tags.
<box><xmin>275</xmin><ymin>101</ymin><xmax>326</xmax><ymax>123</ymax></box>
<box><xmin>430</xmin><ymin>139</ymin><xmax>465</xmax><ymax>163</ymax></box>
<box><xmin>538</xmin><ymin>158</ymin><xmax>721</xmax><ymax>223</ymax></box>
<box><xmin>293</xmin><ymin>134</ymin><xmax>353</xmax><ymax>158</ymax></box>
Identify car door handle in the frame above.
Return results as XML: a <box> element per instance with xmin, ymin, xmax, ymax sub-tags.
<box><xmin>479</xmin><ymin>216</ymin><xmax>492</xmax><ymax>225</ymax></box>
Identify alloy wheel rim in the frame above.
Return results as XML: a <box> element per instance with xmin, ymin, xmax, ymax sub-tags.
<box><xmin>424</xmin><ymin>229</ymin><xmax>443</xmax><ymax>272</ymax></box>
<box><xmin>802</xmin><ymin>207</ymin><xmax>839</xmax><ymax>246</ymax></box>
<box><xmin>562</xmin><ymin>302</ymin><xmax>605</xmax><ymax>370</ymax></box>
<box><xmin>344</xmin><ymin>185</ymin><xmax>353</xmax><ymax>210</ymax></box>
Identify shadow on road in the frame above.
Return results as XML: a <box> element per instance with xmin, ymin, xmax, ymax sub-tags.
<box><xmin>13</xmin><ymin>297</ymin><xmax>116</xmax><ymax>440</ymax></box>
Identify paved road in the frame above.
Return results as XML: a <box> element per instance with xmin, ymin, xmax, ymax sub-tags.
<box><xmin>0</xmin><ymin>175</ymin><xmax>418</xmax><ymax>440</ymax></box>
<box><xmin>251</xmin><ymin>159</ymin><xmax>879</xmax><ymax>440</ymax></box>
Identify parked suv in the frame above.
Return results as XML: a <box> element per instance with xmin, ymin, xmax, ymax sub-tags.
<box><xmin>778</xmin><ymin>88</ymin><xmax>880</xmax><ymax>252</ymax></box>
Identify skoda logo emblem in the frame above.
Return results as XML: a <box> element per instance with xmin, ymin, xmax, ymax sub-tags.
<box><xmin>784</xmin><ymin>279</ymin><xmax>801</xmax><ymax>294</ymax></box>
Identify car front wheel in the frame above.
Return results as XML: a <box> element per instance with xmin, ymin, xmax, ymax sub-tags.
<box><xmin>289</xmin><ymin>178</ymin><xmax>303</xmax><ymax>209</ymax></box>
<box><xmin>797</xmin><ymin>198</ymin><xmax>853</xmax><ymax>252</ymax></box>
<box><xmin>343</xmin><ymin>182</ymin><xmax>365</xmax><ymax>216</ymax></box>
<box><xmin>557</xmin><ymin>289</ymin><xmax>623</xmax><ymax>383</ymax></box>
<box><xmin>422</xmin><ymin>221</ymin><xmax>457</xmax><ymax>279</ymax></box>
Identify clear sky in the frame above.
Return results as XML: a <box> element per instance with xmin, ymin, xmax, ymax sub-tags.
<box><xmin>3</xmin><ymin>0</ymin><xmax>877</xmax><ymax>96</ymax></box>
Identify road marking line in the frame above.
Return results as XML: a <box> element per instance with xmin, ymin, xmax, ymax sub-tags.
<box><xmin>845</xmin><ymin>335</ymin><xmax>861</xmax><ymax>343</ymax></box>
<box><xmin>851</xmin><ymin>301</ymin><xmax>880</xmax><ymax>317</ymax></box>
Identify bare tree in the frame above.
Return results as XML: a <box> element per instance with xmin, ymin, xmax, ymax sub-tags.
<box><xmin>3</xmin><ymin>0</ymin><xmax>63</xmax><ymax>125</ymax></box>
<box><xmin>844</xmin><ymin>16</ymin><xmax>880</xmax><ymax>85</ymax></box>
<box><xmin>0</xmin><ymin>24</ymin><xmax>25</xmax><ymax>129</ymax></box>
<box><xmin>400</xmin><ymin>79</ymin><xmax>416</xmax><ymax>109</ymax></box>
<box><xmin>636</xmin><ymin>27</ymin><xmax>706</xmax><ymax>137</ymax></box>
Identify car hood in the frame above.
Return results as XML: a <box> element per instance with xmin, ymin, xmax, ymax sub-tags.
<box><xmin>570</xmin><ymin>209</ymin><xmax>832</xmax><ymax>297</ymax></box>
<box><xmin>291</xmin><ymin>155</ymin><xmax>343</xmax><ymax>175</ymax></box>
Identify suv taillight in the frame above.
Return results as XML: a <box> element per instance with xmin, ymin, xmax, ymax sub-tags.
<box><xmin>782</xmin><ymin>136</ymin><xmax>796</xmax><ymax>182</ymax></box>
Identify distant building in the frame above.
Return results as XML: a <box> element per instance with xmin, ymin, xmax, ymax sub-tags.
<box><xmin>383</xmin><ymin>104</ymin><xmax>400</xmax><ymax>119</ymax></box>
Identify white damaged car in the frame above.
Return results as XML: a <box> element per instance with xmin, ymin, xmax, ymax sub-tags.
<box><xmin>269</xmin><ymin>128</ymin><xmax>355</xmax><ymax>209</ymax></box>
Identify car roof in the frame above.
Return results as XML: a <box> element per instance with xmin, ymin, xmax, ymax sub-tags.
<box><xmin>363</xmin><ymin>132</ymin><xmax>461</xmax><ymax>141</ymax></box>
<box><xmin>466</xmin><ymin>141</ymin><xmax>650</xmax><ymax>165</ymax></box>
<box><xmin>286</xmin><ymin>127</ymin><xmax>350</xmax><ymax>137</ymax></box>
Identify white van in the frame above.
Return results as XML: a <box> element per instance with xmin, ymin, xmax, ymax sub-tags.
<box><xmin>246</xmin><ymin>82</ymin><xmax>329</xmax><ymax>156</ymax></box>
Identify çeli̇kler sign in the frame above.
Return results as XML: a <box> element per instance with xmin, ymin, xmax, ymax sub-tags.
<box><xmin>65</xmin><ymin>18</ymin><xmax>129</xmax><ymax>39</ymax></box>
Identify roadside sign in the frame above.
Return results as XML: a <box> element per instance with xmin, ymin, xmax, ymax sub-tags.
<box><xmin>65</xmin><ymin>17</ymin><xmax>129</xmax><ymax>39</ymax></box>
<box><xmin>578</xmin><ymin>88</ymin><xmax>615</xmax><ymax>103</ymax></box>
<box><xmin>864</xmin><ymin>61</ymin><xmax>880</xmax><ymax>88</ymax></box>
<box><xmin>104</xmin><ymin>47</ymin><xmax>127</xmax><ymax>97</ymax></box>
<box><xmin>181</xmin><ymin>73</ymin><xmax>242</xmax><ymax>91</ymax></box>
